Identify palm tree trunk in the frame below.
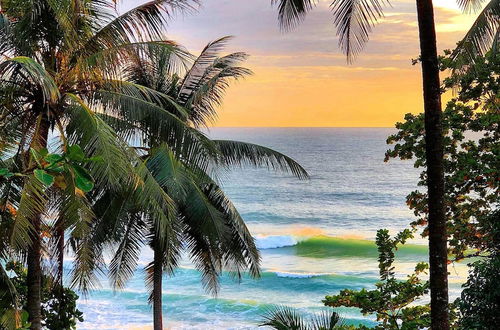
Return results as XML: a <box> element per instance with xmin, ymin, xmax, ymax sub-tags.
<box><xmin>153</xmin><ymin>241</ymin><xmax>163</xmax><ymax>330</ymax></box>
<box><xmin>415</xmin><ymin>0</ymin><xmax>449</xmax><ymax>329</ymax></box>
<box><xmin>27</xmin><ymin>215</ymin><xmax>43</xmax><ymax>330</ymax></box>
<box><xmin>27</xmin><ymin>111</ymin><xmax>50</xmax><ymax>330</ymax></box>
<box><xmin>56</xmin><ymin>223</ymin><xmax>65</xmax><ymax>317</ymax></box>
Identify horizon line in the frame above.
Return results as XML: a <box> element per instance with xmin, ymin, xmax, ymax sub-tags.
<box><xmin>206</xmin><ymin>126</ymin><xmax>395</xmax><ymax>128</ymax></box>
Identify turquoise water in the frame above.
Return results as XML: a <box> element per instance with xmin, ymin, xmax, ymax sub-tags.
<box><xmin>77</xmin><ymin>128</ymin><xmax>467</xmax><ymax>329</ymax></box>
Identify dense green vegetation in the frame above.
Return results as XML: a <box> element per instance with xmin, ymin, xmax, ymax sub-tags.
<box><xmin>1</xmin><ymin>262</ymin><xmax>83</xmax><ymax>330</ymax></box>
<box><xmin>386</xmin><ymin>50</ymin><xmax>499</xmax><ymax>260</ymax></box>
<box><xmin>324</xmin><ymin>230</ymin><xmax>431</xmax><ymax>330</ymax></box>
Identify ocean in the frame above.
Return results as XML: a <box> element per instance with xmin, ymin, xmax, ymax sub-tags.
<box><xmin>76</xmin><ymin>128</ymin><xmax>468</xmax><ymax>329</ymax></box>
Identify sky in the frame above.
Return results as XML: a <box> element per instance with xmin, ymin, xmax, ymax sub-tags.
<box><xmin>126</xmin><ymin>0</ymin><xmax>479</xmax><ymax>127</ymax></box>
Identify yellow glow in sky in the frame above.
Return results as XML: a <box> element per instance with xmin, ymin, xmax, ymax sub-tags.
<box><xmin>162</xmin><ymin>0</ymin><xmax>479</xmax><ymax>127</ymax></box>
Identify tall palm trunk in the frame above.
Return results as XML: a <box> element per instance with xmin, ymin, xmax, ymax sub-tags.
<box><xmin>27</xmin><ymin>111</ymin><xmax>50</xmax><ymax>330</ymax></box>
<box><xmin>27</xmin><ymin>215</ymin><xmax>43</xmax><ymax>330</ymax></box>
<box><xmin>415</xmin><ymin>0</ymin><xmax>449</xmax><ymax>329</ymax></box>
<box><xmin>56</xmin><ymin>222</ymin><xmax>65</xmax><ymax>318</ymax></box>
<box><xmin>153</xmin><ymin>240</ymin><xmax>164</xmax><ymax>330</ymax></box>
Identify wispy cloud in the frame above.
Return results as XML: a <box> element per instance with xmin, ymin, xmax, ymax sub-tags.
<box><xmin>123</xmin><ymin>0</ymin><xmax>478</xmax><ymax>126</ymax></box>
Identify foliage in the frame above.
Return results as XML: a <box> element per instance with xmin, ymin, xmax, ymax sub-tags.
<box><xmin>4</xmin><ymin>261</ymin><xmax>83</xmax><ymax>330</ymax></box>
<box><xmin>323</xmin><ymin>229</ymin><xmax>431</xmax><ymax>329</ymax></box>
<box><xmin>0</xmin><ymin>262</ymin><xmax>28</xmax><ymax>330</ymax></box>
<box><xmin>385</xmin><ymin>51</ymin><xmax>499</xmax><ymax>259</ymax></box>
<box><xmin>0</xmin><ymin>145</ymin><xmax>98</xmax><ymax>192</ymax></box>
<box><xmin>260</xmin><ymin>305</ymin><xmax>344</xmax><ymax>330</ymax></box>
<box><xmin>442</xmin><ymin>49</ymin><xmax>500</xmax><ymax>105</ymax></box>
<box><xmin>456</xmin><ymin>210</ymin><xmax>500</xmax><ymax>329</ymax></box>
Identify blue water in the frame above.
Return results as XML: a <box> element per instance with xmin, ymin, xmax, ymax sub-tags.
<box><xmin>77</xmin><ymin>128</ymin><xmax>467</xmax><ymax>329</ymax></box>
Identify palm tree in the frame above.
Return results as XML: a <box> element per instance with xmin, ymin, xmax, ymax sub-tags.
<box><xmin>93</xmin><ymin>37</ymin><xmax>309</xmax><ymax>330</ymax></box>
<box><xmin>261</xmin><ymin>306</ymin><xmax>344</xmax><ymax>330</ymax></box>
<box><xmin>0</xmin><ymin>1</ymin><xmax>202</xmax><ymax>328</ymax></box>
<box><xmin>269</xmin><ymin>1</ymin><xmax>498</xmax><ymax>328</ymax></box>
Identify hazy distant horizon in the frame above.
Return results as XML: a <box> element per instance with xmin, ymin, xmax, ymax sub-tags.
<box><xmin>206</xmin><ymin>126</ymin><xmax>396</xmax><ymax>129</ymax></box>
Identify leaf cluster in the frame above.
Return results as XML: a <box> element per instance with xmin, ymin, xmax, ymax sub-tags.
<box><xmin>323</xmin><ymin>229</ymin><xmax>430</xmax><ymax>330</ymax></box>
<box><xmin>385</xmin><ymin>52</ymin><xmax>499</xmax><ymax>259</ymax></box>
<box><xmin>3</xmin><ymin>261</ymin><xmax>83</xmax><ymax>330</ymax></box>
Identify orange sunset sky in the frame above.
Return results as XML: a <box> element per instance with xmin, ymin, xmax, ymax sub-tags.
<box><xmin>128</xmin><ymin>0</ymin><xmax>479</xmax><ymax>127</ymax></box>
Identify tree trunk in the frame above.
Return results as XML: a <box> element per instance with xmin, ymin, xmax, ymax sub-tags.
<box><xmin>415</xmin><ymin>1</ymin><xmax>449</xmax><ymax>329</ymax></box>
<box><xmin>27</xmin><ymin>111</ymin><xmax>50</xmax><ymax>330</ymax></box>
<box><xmin>26</xmin><ymin>215</ymin><xmax>43</xmax><ymax>330</ymax></box>
<box><xmin>153</xmin><ymin>241</ymin><xmax>164</xmax><ymax>330</ymax></box>
<box><xmin>56</xmin><ymin>223</ymin><xmax>65</xmax><ymax>317</ymax></box>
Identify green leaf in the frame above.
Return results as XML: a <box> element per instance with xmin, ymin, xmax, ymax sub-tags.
<box><xmin>39</xmin><ymin>148</ymin><xmax>49</xmax><ymax>157</ymax></box>
<box><xmin>29</xmin><ymin>149</ymin><xmax>44</xmax><ymax>167</ymax></box>
<box><xmin>75</xmin><ymin>176</ymin><xmax>94</xmax><ymax>192</ymax></box>
<box><xmin>34</xmin><ymin>169</ymin><xmax>54</xmax><ymax>186</ymax></box>
<box><xmin>0</xmin><ymin>168</ymin><xmax>13</xmax><ymax>177</ymax></box>
<box><xmin>72</xmin><ymin>164</ymin><xmax>94</xmax><ymax>192</ymax></box>
<box><xmin>44</xmin><ymin>153</ymin><xmax>64</xmax><ymax>164</ymax></box>
<box><xmin>67</xmin><ymin>145</ymin><xmax>85</xmax><ymax>162</ymax></box>
<box><xmin>49</xmin><ymin>166</ymin><xmax>65</xmax><ymax>173</ymax></box>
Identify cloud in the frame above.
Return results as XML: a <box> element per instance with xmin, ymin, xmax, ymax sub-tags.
<box><xmin>120</xmin><ymin>0</ymin><xmax>477</xmax><ymax>127</ymax></box>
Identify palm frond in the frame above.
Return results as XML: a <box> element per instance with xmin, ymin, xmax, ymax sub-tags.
<box><xmin>183</xmin><ymin>53</ymin><xmax>252</xmax><ymax>127</ymax></box>
<box><xmin>80</xmin><ymin>0</ymin><xmax>198</xmax><ymax>56</ymax></box>
<box><xmin>457</xmin><ymin>0</ymin><xmax>488</xmax><ymax>13</ymax></box>
<box><xmin>331</xmin><ymin>0</ymin><xmax>389</xmax><ymax>62</ymax></box>
<box><xmin>261</xmin><ymin>306</ymin><xmax>343</xmax><ymax>330</ymax></box>
<box><xmin>201</xmin><ymin>181</ymin><xmax>260</xmax><ymax>279</ymax></box>
<box><xmin>214</xmin><ymin>140</ymin><xmax>309</xmax><ymax>179</ymax></box>
<box><xmin>98</xmin><ymin>80</ymin><xmax>189</xmax><ymax>120</ymax></box>
<box><xmin>0</xmin><ymin>262</ymin><xmax>18</xmax><ymax>309</ymax></box>
<box><xmin>452</xmin><ymin>0</ymin><xmax>499</xmax><ymax>68</ymax></box>
<box><xmin>272</xmin><ymin>0</ymin><xmax>316</xmax><ymax>31</ymax></box>
<box><xmin>132</xmin><ymin>160</ymin><xmax>178</xmax><ymax>249</ymax></box>
<box><xmin>311</xmin><ymin>309</ymin><xmax>344</xmax><ymax>329</ymax></box>
<box><xmin>11</xmin><ymin>175</ymin><xmax>46</xmax><ymax>250</ymax></box>
<box><xmin>0</xmin><ymin>56</ymin><xmax>60</xmax><ymax>102</ymax></box>
<box><xmin>69</xmin><ymin>232</ymin><xmax>106</xmax><ymax>294</ymax></box>
<box><xmin>177</xmin><ymin>36</ymin><xmax>233</xmax><ymax>105</ymax></box>
<box><xmin>79</xmin><ymin>40</ymin><xmax>191</xmax><ymax>80</ymax></box>
<box><xmin>109</xmin><ymin>213</ymin><xmax>147</xmax><ymax>289</ymax></box>
<box><xmin>261</xmin><ymin>305</ymin><xmax>308</xmax><ymax>329</ymax></box>
<box><xmin>64</xmin><ymin>93</ymin><xmax>135</xmax><ymax>191</ymax></box>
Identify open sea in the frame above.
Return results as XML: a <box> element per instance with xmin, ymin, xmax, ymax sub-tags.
<box><xmin>76</xmin><ymin>128</ymin><xmax>468</xmax><ymax>329</ymax></box>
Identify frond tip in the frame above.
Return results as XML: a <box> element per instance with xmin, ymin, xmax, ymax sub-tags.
<box><xmin>214</xmin><ymin>140</ymin><xmax>309</xmax><ymax>180</ymax></box>
<box><xmin>260</xmin><ymin>305</ymin><xmax>343</xmax><ymax>329</ymax></box>
<box><xmin>331</xmin><ymin>0</ymin><xmax>389</xmax><ymax>63</ymax></box>
<box><xmin>452</xmin><ymin>0</ymin><xmax>499</xmax><ymax>68</ymax></box>
<box><xmin>272</xmin><ymin>0</ymin><xmax>317</xmax><ymax>31</ymax></box>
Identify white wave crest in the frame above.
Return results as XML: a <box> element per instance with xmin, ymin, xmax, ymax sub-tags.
<box><xmin>274</xmin><ymin>271</ymin><xmax>329</xmax><ymax>278</ymax></box>
<box><xmin>254</xmin><ymin>235</ymin><xmax>298</xmax><ymax>249</ymax></box>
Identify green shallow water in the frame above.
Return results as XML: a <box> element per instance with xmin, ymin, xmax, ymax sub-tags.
<box><xmin>291</xmin><ymin>236</ymin><xmax>428</xmax><ymax>259</ymax></box>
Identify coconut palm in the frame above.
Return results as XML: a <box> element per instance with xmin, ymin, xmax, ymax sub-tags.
<box><xmin>261</xmin><ymin>306</ymin><xmax>344</xmax><ymax>330</ymax></box>
<box><xmin>92</xmin><ymin>37</ymin><xmax>308</xmax><ymax>330</ymax></box>
<box><xmin>452</xmin><ymin>0</ymin><xmax>499</xmax><ymax>69</ymax></box>
<box><xmin>0</xmin><ymin>1</ymin><xmax>203</xmax><ymax>328</ymax></box>
<box><xmin>269</xmin><ymin>1</ymin><xmax>498</xmax><ymax>328</ymax></box>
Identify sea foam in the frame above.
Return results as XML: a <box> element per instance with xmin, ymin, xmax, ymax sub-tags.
<box><xmin>274</xmin><ymin>271</ymin><xmax>329</xmax><ymax>278</ymax></box>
